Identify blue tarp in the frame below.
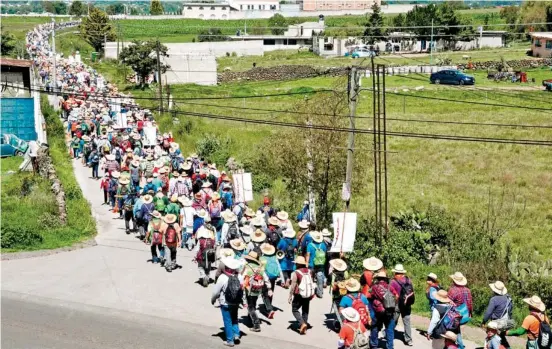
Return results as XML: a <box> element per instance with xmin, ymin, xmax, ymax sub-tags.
<box><xmin>0</xmin><ymin>98</ymin><xmax>37</xmax><ymax>141</ymax></box>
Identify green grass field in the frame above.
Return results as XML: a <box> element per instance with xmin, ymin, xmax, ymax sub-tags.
<box><xmin>1</xmin><ymin>16</ymin><xmax>51</xmax><ymax>41</ymax></box>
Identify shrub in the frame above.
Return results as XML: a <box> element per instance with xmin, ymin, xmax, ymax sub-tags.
<box><xmin>1</xmin><ymin>225</ymin><xmax>43</xmax><ymax>249</ymax></box>
<box><xmin>196</xmin><ymin>134</ymin><xmax>221</xmax><ymax>158</ymax></box>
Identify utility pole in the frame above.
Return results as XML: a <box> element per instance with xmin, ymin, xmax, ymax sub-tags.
<box><xmin>116</xmin><ymin>22</ymin><xmax>120</xmax><ymax>59</ymax></box>
<box><xmin>306</xmin><ymin>114</ymin><xmax>316</xmax><ymax>224</ymax></box>
<box><xmin>51</xmin><ymin>17</ymin><xmax>57</xmax><ymax>94</ymax></box>
<box><xmin>430</xmin><ymin>19</ymin><xmax>434</xmax><ymax>65</ymax></box>
<box><xmin>345</xmin><ymin>66</ymin><xmax>360</xmax><ymax>209</ymax></box>
<box><xmin>156</xmin><ymin>39</ymin><xmax>163</xmax><ymax>114</ymax></box>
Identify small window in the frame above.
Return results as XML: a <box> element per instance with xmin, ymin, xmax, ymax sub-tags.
<box><xmin>210</xmin><ymin>14</ymin><xmax>216</xmax><ymax>18</ymax></box>
<box><xmin>546</xmin><ymin>40</ymin><xmax>552</xmax><ymax>49</ymax></box>
<box><xmin>187</xmin><ymin>6</ymin><xmax>192</xmax><ymax>9</ymax></box>
<box><xmin>222</xmin><ymin>6</ymin><xmax>226</xmax><ymax>10</ymax></box>
<box><xmin>263</xmin><ymin>39</ymin><xmax>276</xmax><ymax>45</ymax></box>
<box><xmin>287</xmin><ymin>39</ymin><xmax>297</xmax><ymax>45</ymax></box>
<box><xmin>534</xmin><ymin>39</ymin><xmax>541</xmax><ymax>47</ymax></box>
<box><xmin>211</xmin><ymin>6</ymin><xmax>215</xmax><ymax>10</ymax></box>
<box><xmin>199</xmin><ymin>6</ymin><xmax>204</xmax><ymax>10</ymax></box>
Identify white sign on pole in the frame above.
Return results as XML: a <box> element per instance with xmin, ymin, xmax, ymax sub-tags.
<box><xmin>143</xmin><ymin>126</ymin><xmax>157</xmax><ymax>146</ymax></box>
<box><xmin>233</xmin><ymin>172</ymin><xmax>253</xmax><ymax>202</ymax></box>
<box><xmin>330</xmin><ymin>212</ymin><xmax>357</xmax><ymax>253</ymax></box>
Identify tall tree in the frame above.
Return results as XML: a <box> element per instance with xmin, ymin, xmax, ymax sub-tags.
<box><xmin>80</xmin><ymin>7</ymin><xmax>116</xmax><ymax>53</ymax></box>
<box><xmin>364</xmin><ymin>3</ymin><xmax>385</xmax><ymax>44</ymax></box>
<box><xmin>119</xmin><ymin>40</ymin><xmax>170</xmax><ymax>86</ymax></box>
<box><xmin>150</xmin><ymin>0</ymin><xmax>164</xmax><ymax>15</ymax></box>
<box><xmin>268</xmin><ymin>14</ymin><xmax>287</xmax><ymax>35</ymax></box>
<box><xmin>52</xmin><ymin>1</ymin><xmax>67</xmax><ymax>15</ymax></box>
<box><xmin>392</xmin><ymin>13</ymin><xmax>406</xmax><ymax>29</ymax></box>
<box><xmin>1</xmin><ymin>27</ymin><xmax>16</xmax><ymax>56</ymax></box>
<box><xmin>107</xmin><ymin>3</ymin><xmax>125</xmax><ymax>15</ymax></box>
<box><xmin>69</xmin><ymin>0</ymin><xmax>85</xmax><ymax>16</ymax></box>
<box><xmin>43</xmin><ymin>1</ymin><xmax>55</xmax><ymax>14</ymax></box>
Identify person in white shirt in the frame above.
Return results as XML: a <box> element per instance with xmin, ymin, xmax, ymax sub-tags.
<box><xmin>28</xmin><ymin>140</ymin><xmax>40</xmax><ymax>173</ymax></box>
<box><xmin>179</xmin><ymin>196</ymin><xmax>196</xmax><ymax>250</ymax></box>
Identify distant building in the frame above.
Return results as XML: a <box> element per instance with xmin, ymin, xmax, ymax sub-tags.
<box><xmin>301</xmin><ymin>0</ymin><xmax>380</xmax><ymax>12</ymax></box>
<box><xmin>182</xmin><ymin>3</ymin><xmax>238</xmax><ymax>19</ymax></box>
<box><xmin>229</xmin><ymin>0</ymin><xmax>279</xmax><ymax>11</ymax></box>
<box><xmin>530</xmin><ymin>32</ymin><xmax>552</xmax><ymax>58</ymax></box>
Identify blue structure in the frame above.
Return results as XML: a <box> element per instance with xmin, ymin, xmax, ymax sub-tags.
<box><xmin>1</xmin><ymin>98</ymin><xmax>37</xmax><ymax>141</ymax></box>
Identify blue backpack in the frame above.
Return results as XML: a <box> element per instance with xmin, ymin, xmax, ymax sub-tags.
<box><xmin>263</xmin><ymin>255</ymin><xmax>280</xmax><ymax>279</ymax></box>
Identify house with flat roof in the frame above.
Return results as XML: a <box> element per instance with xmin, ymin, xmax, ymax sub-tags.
<box><xmin>530</xmin><ymin>32</ymin><xmax>552</xmax><ymax>58</ymax></box>
<box><xmin>182</xmin><ymin>3</ymin><xmax>238</xmax><ymax>19</ymax></box>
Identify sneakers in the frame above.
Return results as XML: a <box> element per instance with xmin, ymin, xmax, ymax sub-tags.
<box><xmin>299</xmin><ymin>323</ymin><xmax>307</xmax><ymax>335</ymax></box>
<box><xmin>268</xmin><ymin>311</ymin><xmax>275</xmax><ymax>319</ymax></box>
<box><xmin>251</xmin><ymin>327</ymin><xmax>261</xmax><ymax>332</ymax></box>
<box><xmin>223</xmin><ymin>342</ymin><xmax>234</xmax><ymax>347</ymax></box>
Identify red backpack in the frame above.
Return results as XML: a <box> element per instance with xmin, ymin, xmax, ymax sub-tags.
<box><xmin>349</xmin><ymin>293</ymin><xmax>371</xmax><ymax>325</ymax></box>
<box><xmin>165</xmin><ymin>224</ymin><xmax>177</xmax><ymax>244</ymax></box>
<box><xmin>151</xmin><ymin>221</ymin><xmax>163</xmax><ymax>244</ymax></box>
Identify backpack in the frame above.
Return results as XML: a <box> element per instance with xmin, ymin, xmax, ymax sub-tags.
<box><xmin>124</xmin><ymin>197</ymin><xmax>134</xmax><ymax>211</ymax></box>
<box><xmin>284</xmin><ymin>239</ymin><xmax>296</xmax><ymax>260</ymax></box>
<box><xmin>224</xmin><ymin>274</ymin><xmax>243</xmax><ymax>305</ymax></box>
<box><xmin>349</xmin><ymin>294</ymin><xmax>370</xmax><ymax>326</ymax></box>
<box><xmin>535</xmin><ymin>314</ymin><xmax>552</xmax><ymax>349</ymax></box>
<box><xmin>227</xmin><ymin>222</ymin><xmax>239</xmax><ymax>241</ymax></box>
<box><xmin>312</xmin><ymin>243</ymin><xmax>326</xmax><ymax>266</ymax></box>
<box><xmin>432</xmin><ymin>305</ymin><xmax>462</xmax><ymax>338</ymax></box>
<box><xmin>154</xmin><ymin>197</ymin><xmax>166</xmax><ymax>212</ymax></box>
<box><xmin>204</xmin><ymin>239</ymin><xmax>216</xmax><ymax>263</ymax></box>
<box><xmin>266</xmin><ymin>229</ymin><xmax>280</xmax><ymax>247</ymax></box>
<box><xmin>165</xmin><ymin>224</ymin><xmax>177</xmax><ymax>244</ymax></box>
<box><xmin>245</xmin><ymin>265</ymin><xmax>264</xmax><ymax>295</ymax></box>
<box><xmin>90</xmin><ymin>153</ymin><xmax>99</xmax><ymax>164</ymax></box>
<box><xmin>115</xmin><ymin>148</ymin><xmax>122</xmax><ymax>162</ymax></box>
<box><xmin>379</xmin><ymin>285</ymin><xmax>396</xmax><ymax>312</ymax></box>
<box><xmin>263</xmin><ymin>256</ymin><xmax>280</xmax><ymax>279</ymax></box>
<box><xmin>209</xmin><ymin>202</ymin><xmax>221</xmax><ymax>218</ymax></box>
<box><xmin>251</xmin><ymin>242</ymin><xmax>262</xmax><ymax>256</ymax></box>
<box><xmin>456</xmin><ymin>302</ymin><xmax>471</xmax><ymax>325</ymax></box>
<box><xmin>162</xmin><ymin>176</ymin><xmax>169</xmax><ymax>192</ymax></box>
<box><xmin>109</xmin><ymin>179</ymin><xmax>118</xmax><ymax>194</ymax></box>
<box><xmin>151</xmin><ymin>221</ymin><xmax>163</xmax><ymax>244</ymax></box>
<box><xmin>346</xmin><ymin>323</ymin><xmax>369</xmax><ymax>349</ymax></box>
<box><xmin>397</xmin><ymin>277</ymin><xmax>416</xmax><ymax>308</ymax></box>
<box><xmin>130</xmin><ymin>166</ymin><xmax>140</xmax><ymax>182</ymax></box>
<box><xmin>297</xmin><ymin>269</ymin><xmax>315</xmax><ymax>298</ymax></box>
<box><xmin>221</xmin><ymin>191</ymin><xmax>233</xmax><ymax>210</ymax></box>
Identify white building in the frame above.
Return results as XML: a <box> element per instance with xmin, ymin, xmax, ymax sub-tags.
<box><xmin>182</xmin><ymin>3</ymin><xmax>238</xmax><ymax>19</ymax></box>
<box><xmin>228</xmin><ymin>0</ymin><xmax>279</xmax><ymax>11</ymax></box>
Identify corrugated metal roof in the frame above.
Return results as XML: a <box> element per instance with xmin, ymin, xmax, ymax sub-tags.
<box><xmin>0</xmin><ymin>58</ymin><xmax>33</xmax><ymax>68</ymax></box>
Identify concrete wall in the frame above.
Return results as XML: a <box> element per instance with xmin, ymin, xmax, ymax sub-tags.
<box><xmin>531</xmin><ymin>37</ymin><xmax>552</xmax><ymax>58</ymax></box>
<box><xmin>161</xmin><ymin>54</ymin><xmax>217</xmax><ymax>85</ymax></box>
<box><xmin>182</xmin><ymin>5</ymin><xmax>232</xmax><ymax>19</ymax></box>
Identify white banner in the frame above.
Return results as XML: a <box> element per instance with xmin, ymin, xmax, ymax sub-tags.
<box><xmin>143</xmin><ymin>126</ymin><xmax>157</xmax><ymax>146</ymax></box>
<box><xmin>330</xmin><ymin>212</ymin><xmax>357</xmax><ymax>253</ymax></box>
<box><xmin>233</xmin><ymin>172</ymin><xmax>253</xmax><ymax>203</ymax></box>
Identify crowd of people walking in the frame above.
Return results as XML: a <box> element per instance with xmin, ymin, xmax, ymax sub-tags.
<box><xmin>25</xmin><ymin>21</ymin><xmax>550</xmax><ymax>349</ymax></box>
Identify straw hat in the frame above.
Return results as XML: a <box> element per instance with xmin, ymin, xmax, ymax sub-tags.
<box><xmin>221</xmin><ymin>257</ymin><xmax>242</xmax><ymax>270</ymax></box>
<box><xmin>427</xmin><ymin>272</ymin><xmax>438</xmax><ymax>281</ymax></box>
<box><xmin>321</xmin><ymin>228</ymin><xmax>332</xmax><ymax>237</ymax></box>
<box><xmin>523</xmin><ymin>295</ymin><xmax>546</xmax><ymax>312</ymax></box>
<box><xmin>151</xmin><ymin>210</ymin><xmax>162</xmax><ymax>219</ymax></box>
<box><xmin>180</xmin><ymin>163</ymin><xmax>191</xmax><ymax>171</ymax></box>
<box><xmin>219</xmin><ymin>248</ymin><xmax>235</xmax><ymax>259</ymax></box>
<box><xmin>268</xmin><ymin>216</ymin><xmax>280</xmax><ymax>226</ymax></box>
<box><xmin>341</xmin><ymin>307</ymin><xmax>360</xmax><ymax>322</ymax></box>
<box><xmin>344</xmin><ymin>278</ymin><xmax>361</xmax><ymax>292</ymax></box>
<box><xmin>251</xmin><ymin>217</ymin><xmax>264</xmax><ymax>227</ymax></box>
<box><xmin>244</xmin><ymin>208</ymin><xmax>255</xmax><ymax>217</ymax></box>
<box><xmin>311</xmin><ymin>231</ymin><xmax>323</xmax><ymax>243</ymax></box>
<box><xmin>178</xmin><ymin>197</ymin><xmax>192</xmax><ymax>207</ymax></box>
<box><xmin>164</xmin><ymin>214</ymin><xmax>178</xmax><ymax>224</ymax></box>
<box><xmin>329</xmin><ymin>258</ymin><xmax>347</xmax><ymax>272</ymax></box>
<box><xmin>223</xmin><ymin>211</ymin><xmax>237</xmax><ymax>223</ymax></box>
<box><xmin>152</xmin><ymin>172</ymin><xmax>159</xmax><ymax>178</ymax></box>
<box><xmin>82</xmin><ymin>135</ymin><xmax>90</xmax><ymax>142</ymax></box>
<box><xmin>251</xmin><ymin>229</ymin><xmax>266</xmax><ymax>243</ymax></box>
<box><xmin>450</xmin><ymin>272</ymin><xmax>468</xmax><ymax>286</ymax></box>
<box><xmin>197</xmin><ymin>226</ymin><xmax>214</xmax><ymax>240</ymax></box>
<box><xmin>294</xmin><ymin>256</ymin><xmax>307</xmax><ymax>266</ymax></box>
<box><xmin>119</xmin><ymin>177</ymin><xmax>130</xmax><ymax>185</ymax></box>
<box><xmin>375</xmin><ymin>270</ymin><xmax>388</xmax><ymax>279</ymax></box>
<box><xmin>363</xmin><ymin>257</ymin><xmax>383</xmax><ymax>271</ymax></box>
<box><xmin>143</xmin><ymin>194</ymin><xmax>153</xmax><ymax>204</ymax></box>
<box><xmin>159</xmin><ymin>167</ymin><xmax>166</xmax><ymax>174</ymax></box>
<box><xmin>170</xmin><ymin>194</ymin><xmax>178</xmax><ymax>203</ymax></box>
<box><xmin>244</xmin><ymin>251</ymin><xmax>260</xmax><ymax>264</ymax></box>
<box><xmin>489</xmin><ymin>281</ymin><xmax>507</xmax><ymax>296</ymax></box>
<box><xmin>212</xmin><ymin>192</ymin><xmax>220</xmax><ymax>201</ymax></box>
<box><xmin>392</xmin><ymin>264</ymin><xmax>407</xmax><ymax>274</ymax></box>
<box><xmin>111</xmin><ymin>170</ymin><xmax>121</xmax><ymax>179</ymax></box>
<box><xmin>106</xmin><ymin>154</ymin><xmax>116</xmax><ymax>161</ymax></box>
<box><xmin>260</xmin><ymin>243</ymin><xmax>276</xmax><ymax>256</ymax></box>
<box><xmin>487</xmin><ymin>321</ymin><xmax>499</xmax><ymax>330</ymax></box>
<box><xmin>196</xmin><ymin>209</ymin><xmax>207</xmax><ymax>218</ymax></box>
<box><xmin>229</xmin><ymin>239</ymin><xmax>246</xmax><ymax>251</ymax></box>
<box><xmin>298</xmin><ymin>220</ymin><xmax>309</xmax><ymax>229</ymax></box>
<box><xmin>201</xmin><ymin>182</ymin><xmax>211</xmax><ymax>188</ymax></box>
<box><xmin>277</xmin><ymin>211</ymin><xmax>289</xmax><ymax>221</ymax></box>
<box><xmin>283</xmin><ymin>229</ymin><xmax>296</xmax><ymax>239</ymax></box>
<box><xmin>441</xmin><ymin>331</ymin><xmax>457</xmax><ymax>342</ymax></box>
<box><xmin>190</xmin><ymin>153</ymin><xmax>198</xmax><ymax>158</ymax></box>
<box><xmin>435</xmin><ymin>290</ymin><xmax>451</xmax><ymax>303</ymax></box>
<box><xmin>131</xmin><ymin>159</ymin><xmax>140</xmax><ymax>167</ymax></box>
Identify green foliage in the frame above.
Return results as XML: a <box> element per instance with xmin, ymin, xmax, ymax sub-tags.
<box><xmin>80</xmin><ymin>7</ymin><xmax>116</xmax><ymax>52</ymax></box>
<box><xmin>69</xmin><ymin>0</ymin><xmax>86</xmax><ymax>16</ymax></box>
<box><xmin>364</xmin><ymin>3</ymin><xmax>385</xmax><ymax>44</ymax></box>
<box><xmin>119</xmin><ymin>40</ymin><xmax>169</xmax><ymax>86</ymax></box>
<box><xmin>268</xmin><ymin>14</ymin><xmax>287</xmax><ymax>35</ymax></box>
<box><xmin>1</xmin><ymin>226</ymin><xmax>44</xmax><ymax>249</ymax></box>
<box><xmin>509</xmin><ymin>254</ymin><xmax>552</xmax><ymax>310</ymax></box>
<box><xmin>1</xmin><ymin>26</ymin><xmax>16</xmax><ymax>56</ymax></box>
<box><xmin>149</xmin><ymin>0</ymin><xmax>164</xmax><ymax>15</ymax></box>
<box><xmin>107</xmin><ymin>3</ymin><xmax>125</xmax><ymax>15</ymax></box>
<box><xmin>198</xmin><ymin>28</ymin><xmax>229</xmax><ymax>42</ymax></box>
<box><xmin>196</xmin><ymin>134</ymin><xmax>224</xmax><ymax>158</ymax></box>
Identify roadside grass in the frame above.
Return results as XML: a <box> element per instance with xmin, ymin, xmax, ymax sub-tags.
<box><xmin>0</xmin><ymin>98</ymin><xmax>96</xmax><ymax>253</ymax></box>
<box><xmin>1</xmin><ymin>16</ymin><xmax>51</xmax><ymax>41</ymax></box>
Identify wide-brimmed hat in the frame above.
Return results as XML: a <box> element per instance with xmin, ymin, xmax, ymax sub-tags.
<box><xmin>260</xmin><ymin>243</ymin><xmax>275</xmax><ymax>256</ymax></box>
<box><xmin>190</xmin><ymin>153</ymin><xmax>198</xmax><ymax>158</ymax></box>
<box><xmin>268</xmin><ymin>216</ymin><xmax>280</xmax><ymax>226</ymax></box>
<box><xmin>450</xmin><ymin>272</ymin><xmax>468</xmax><ymax>286</ymax></box>
<box><xmin>196</xmin><ymin>209</ymin><xmax>207</xmax><ymax>218</ymax></box>
<box><xmin>146</xmin><ymin>155</ymin><xmax>153</xmax><ymax>161</ymax></box>
<box><xmin>180</xmin><ymin>163</ymin><xmax>191</xmax><ymax>171</ymax></box>
<box><xmin>251</xmin><ymin>229</ymin><xmax>266</xmax><ymax>243</ymax></box>
<box><xmin>294</xmin><ymin>256</ymin><xmax>307</xmax><ymax>266</ymax></box>
<box><xmin>392</xmin><ymin>264</ymin><xmax>407</xmax><ymax>274</ymax></box>
<box><xmin>341</xmin><ymin>307</ymin><xmax>360</xmax><ymax>322</ymax></box>
<box><xmin>283</xmin><ymin>229</ymin><xmax>296</xmax><ymax>239</ymax></box>
<box><xmin>435</xmin><ymin>290</ymin><xmax>451</xmax><ymax>303</ymax></box>
<box><xmin>329</xmin><ymin>258</ymin><xmax>347</xmax><ymax>272</ymax></box>
<box><xmin>164</xmin><ymin>214</ymin><xmax>178</xmax><ymax>224</ymax></box>
<box><xmin>152</xmin><ymin>172</ymin><xmax>159</xmax><ymax>178</ymax></box>
<box><xmin>229</xmin><ymin>239</ymin><xmax>246</xmax><ymax>251</ymax></box>
<box><xmin>244</xmin><ymin>208</ymin><xmax>255</xmax><ymax>217</ymax></box>
<box><xmin>251</xmin><ymin>217</ymin><xmax>264</xmax><ymax>227</ymax></box>
<box><xmin>201</xmin><ymin>182</ymin><xmax>211</xmax><ymax>188</ymax></box>
<box><xmin>170</xmin><ymin>194</ymin><xmax>178</xmax><ymax>203</ymax></box>
<box><xmin>221</xmin><ymin>257</ymin><xmax>242</xmax><ymax>270</ymax></box>
<box><xmin>119</xmin><ymin>177</ymin><xmax>130</xmax><ymax>185</ymax></box>
<box><xmin>427</xmin><ymin>272</ymin><xmax>438</xmax><ymax>281</ymax></box>
<box><xmin>143</xmin><ymin>194</ymin><xmax>153</xmax><ymax>204</ymax></box>
<box><xmin>82</xmin><ymin>135</ymin><xmax>90</xmax><ymax>142</ymax></box>
<box><xmin>159</xmin><ymin>167</ymin><xmax>166</xmax><ymax>174</ymax></box>
<box><xmin>487</xmin><ymin>321</ymin><xmax>499</xmax><ymax>330</ymax></box>
<box><xmin>244</xmin><ymin>251</ymin><xmax>260</xmax><ymax>264</ymax></box>
<box><xmin>311</xmin><ymin>231</ymin><xmax>323</xmax><ymax>243</ymax></box>
<box><xmin>219</xmin><ymin>248</ymin><xmax>235</xmax><ymax>259</ymax></box>
<box><xmin>151</xmin><ymin>210</ymin><xmax>162</xmax><ymax>219</ymax></box>
<box><xmin>375</xmin><ymin>270</ymin><xmax>388</xmax><ymax>279</ymax></box>
<box><xmin>178</xmin><ymin>197</ymin><xmax>192</xmax><ymax>207</ymax></box>
<box><xmin>277</xmin><ymin>211</ymin><xmax>289</xmax><ymax>221</ymax></box>
<box><xmin>106</xmin><ymin>154</ymin><xmax>115</xmax><ymax>161</ymax></box>
<box><xmin>489</xmin><ymin>281</ymin><xmax>507</xmax><ymax>295</ymax></box>
<box><xmin>298</xmin><ymin>220</ymin><xmax>309</xmax><ymax>229</ymax></box>
<box><xmin>223</xmin><ymin>211</ymin><xmax>237</xmax><ymax>223</ymax></box>
<box><xmin>197</xmin><ymin>226</ymin><xmax>214</xmax><ymax>240</ymax></box>
<box><xmin>441</xmin><ymin>331</ymin><xmax>457</xmax><ymax>342</ymax></box>
<box><xmin>363</xmin><ymin>257</ymin><xmax>383</xmax><ymax>271</ymax></box>
<box><xmin>212</xmin><ymin>192</ymin><xmax>220</xmax><ymax>201</ymax></box>
<box><xmin>111</xmin><ymin>170</ymin><xmax>121</xmax><ymax>179</ymax></box>
<box><xmin>344</xmin><ymin>278</ymin><xmax>361</xmax><ymax>292</ymax></box>
<box><xmin>131</xmin><ymin>159</ymin><xmax>140</xmax><ymax>167</ymax></box>
<box><xmin>523</xmin><ymin>295</ymin><xmax>546</xmax><ymax>312</ymax></box>
<box><xmin>321</xmin><ymin>228</ymin><xmax>332</xmax><ymax>237</ymax></box>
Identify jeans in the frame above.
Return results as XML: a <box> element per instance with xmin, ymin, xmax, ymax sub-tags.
<box><xmin>132</xmin><ymin>179</ymin><xmax>140</xmax><ymax>193</ymax></box>
<box><xmin>246</xmin><ymin>295</ymin><xmax>260</xmax><ymax>329</ymax></box>
<box><xmin>91</xmin><ymin>163</ymin><xmax>99</xmax><ymax>178</ymax></box>
<box><xmin>124</xmin><ymin>210</ymin><xmax>135</xmax><ymax>231</ymax></box>
<box><xmin>150</xmin><ymin>244</ymin><xmax>164</xmax><ymax>263</ymax></box>
<box><xmin>73</xmin><ymin>148</ymin><xmax>80</xmax><ymax>158</ymax></box>
<box><xmin>394</xmin><ymin>308</ymin><xmax>412</xmax><ymax>344</ymax></box>
<box><xmin>109</xmin><ymin>193</ymin><xmax>116</xmax><ymax>208</ymax></box>
<box><xmin>314</xmin><ymin>267</ymin><xmax>325</xmax><ymax>298</ymax></box>
<box><xmin>261</xmin><ymin>278</ymin><xmax>276</xmax><ymax>313</ymax></box>
<box><xmin>291</xmin><ymin>294</ymin><xmax>310</xmax><ymax>327</ymax></box>
<box><xmin>221</xmin><ymin>305</ymin><xmax>241</xmax><ymax>344</ymax></box>
<box><xmin>370</xmin><ymin>312</ymin><xmax>395</xmax><ymax>349</ymax></box>
<box><xmin>457</xmin><ymin>330</ymin><xmax>465</xmax><ymax>349</ymax></box>
<box><xmin>117</xmin><ymin>198</ymin><xmax>124</xmax><ymax>216</ymax></box>
<box><xmin>165</xmin><ymin>245</ymin><xmax>177</xmax><ymax>270</ymax></box>
<box><xmin>103</xmin><ymin>190</ymin><xmax>108</xmax><ymax>204</ymax></box>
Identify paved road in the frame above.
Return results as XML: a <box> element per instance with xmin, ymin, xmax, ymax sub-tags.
<box><xmin>1</xmin><ymin>158</ymin><xmax>480</xmax><ymax>348</ymax></box>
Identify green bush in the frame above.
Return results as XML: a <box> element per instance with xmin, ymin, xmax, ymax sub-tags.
<box><xmin>1</xmin><ymin>225</ymin><xmax>43</xmax><ymax>249</ymax></box>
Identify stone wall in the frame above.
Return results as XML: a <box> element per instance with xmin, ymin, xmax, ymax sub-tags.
<box><xmin>36</xmin><ymin>148</ymin><xmax>67</xmax><ymax>224</ymax></box>
<box><xmin>218</xmin><ymin>65</ymin><xmax>348</xmax><ymax>83</ymax></box>
<box><xmin>457</xmin><ymin>58</ymin><xmax>552</xmax><ymax>71</ymax></box>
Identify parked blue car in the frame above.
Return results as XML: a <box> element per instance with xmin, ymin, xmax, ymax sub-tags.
<box><xmin>0</xmin><ymin>134</ymin><xmax>29</xmax><ymax>157</ymax></box>
<box><xmin>430</xmin><ymin>70</ymin><xmax>475</xmax><ymax>85</ymax></box>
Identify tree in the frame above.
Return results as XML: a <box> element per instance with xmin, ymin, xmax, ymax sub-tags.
<box><xmin>1</xmin><ymin>27</ymin><xmax>16</xmax><ymax>56</ymax></box>
<box><xmin>119</xmin><ymin>40</ymin><xmax>170</xmax><ymax>87</ymax></box>
<box><xmin>520</xmin><ymin>1</ymin><xmax>551</xmax><ymax>32</ymax></box>
<box><xmin>268</xmin><ymin>14</ymin><xmax>287</xmax><ymax>35</ymax></box>
<box><xmin>198</xmin><ymin>28</ymin><xmax>229</xmax><ymax>42</ymax></box>
<box><xmin>107</xmin><ymin>3</ymin><xmax>125</xmax><ymax>15</ymax></box>
<box><xmin>364</xmin><ymin>3</ymin><xmax>385</xmax><ymax>44</ymax></box>
<box><xmin>150</xmin><ymin>0</ymin><xmax>164</xmax><ymax>15</ymax></box>
<box><xmin>52</xmin><ymin>1</ymin><xmax>67</xmax><ymax>15</ymax></box>
<box><xmin>80</xmin><ymin>7</ymin><xmax>116</xmax><ymax>53</ymax></box>
<box><xmin>392</xmin><ymin>13</ymin><xmax>406</xmax><ymax>29</ymax></box>
<box><xmin>43</xmin><ymin>1</ymin><xmax>55</xmax><ymax>14</ymax></box>
<box><xmin>69</xmin><ymin>0</ymin><xmax>85</xmax><ymax>16</ymax></box>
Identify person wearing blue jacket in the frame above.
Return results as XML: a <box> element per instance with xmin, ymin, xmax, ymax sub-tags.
<box><xmin>142</xmin><ymin>177</ymin><xmax>157</xmax><ymax>195</ymax></box>
<box><xmin>306</xmin><ymin>232</ymin><xmax>327</xmax><ymax>298</ymax></box>
<box><xmin>276</xmin><ymin>229</ymin><xmax>298</xmax><ymax>288</ymax></box>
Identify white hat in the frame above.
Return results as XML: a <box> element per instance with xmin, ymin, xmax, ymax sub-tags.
<box><xmin>450</xmin><ymin>272</ymin><xmax>468</xmax><ymax>286</ymax></box>
<box><xmin>321</xmin><ymin>228</ymin><xmax>332</xmax><ymax>237</ymax></box>
<box><xmin>298</xmin><ymin>220</ymin><xmax>309</xmax><ymax>229</ymax></box>
<box><xmin>283</xmin><ymin>229</ymin><xmax>296</xmax><ymax>239</ymax></box>
<box><xmin>427</xmin><ymin>272</ymin><xmax>438</xmax><ymax>281</ymax></box>
<box><xmin>487</xmin><ymin>321</ymin><xmax>499</xmax><ymax>330</ymax></box>
<box><xmin>341</xmin><ymin>307</ymin><xmax>360</xmax><ymax>322</ymax></box>
<box><xmin>329</xmin><ymin>258</ymin><xmax>347</xmax><ymax>272</ymax></box>
<box><xmin>363</xmin><ymin>257</ymin><xmax>383</xmax><ymax>271</ymax></box>
<box><xmin>197</xmin><ymin>227</ymin><xmax>214</xmax><ymax>240</ymax></box>
<box><xmin>523</xmin><ymin>295</ymin><xmax>546</xmax><ymax>312</ymax></box>
<box><xmin>489</xmin><ymin>281</ymin><xmax>507</xmax><ymax>296</ymax></box>
<box><xmin>311</xmin><ymin>231</ymin><xmax>323</xmax><ymax>243</ymax></box>
<box><xmin>392</xmin><ymin>264</ymin><xmax>407</xmax><ymax>274</ymax></box>
<box><xmin>221</xmin><ymin>257</ymin><xmax>242</xmax><ymax>270</ymax></box>
<box><xmin>276</xmin><ymin>211</ymin><xmax>289</xmax><ymax>221</ymax></box>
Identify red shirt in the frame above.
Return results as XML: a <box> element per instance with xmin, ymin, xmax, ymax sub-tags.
<box><xmin>339</xmin><ymin>321</ymin><xmax>367</xmax><ymax>347</ymax></box>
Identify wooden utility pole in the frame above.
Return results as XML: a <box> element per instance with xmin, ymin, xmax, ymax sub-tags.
<box><xmin>345</xmin><ymin>66</ymin><xmax>360</xmax><ymax>209</ymax></box>
<box><xmin>156</xmin><ymin>39</ymin><xmax>163</xmax><ymax>113</ymax></box>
